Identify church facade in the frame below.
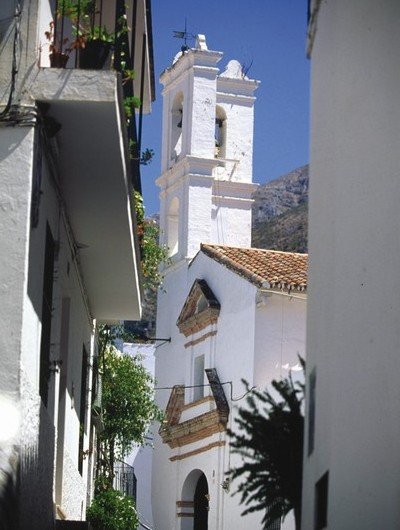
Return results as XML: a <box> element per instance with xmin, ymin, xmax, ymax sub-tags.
<box><xmin>152</xmin><ymin>35</ymin><xmax>307</xmax><ymax>530</ymax></box>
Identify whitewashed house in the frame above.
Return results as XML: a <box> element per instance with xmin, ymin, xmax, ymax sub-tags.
<box><xmin>0</xmin><ymin>0</ymin><xmax>154</xmax><ymax>528</ymax></box>
<box><xmin>152</xmin><ymin>36</ymin><xmax>307</xmax><ymax>530</ymax></box>
<box><xmin>302</xmin><ymin>1</ymin><xmax>400</xmax><ymax>529</ymax></box>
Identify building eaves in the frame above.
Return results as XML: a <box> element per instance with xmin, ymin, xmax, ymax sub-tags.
<box><xmin>200</xmin><ymin>244</ymin><xmax>308</xmax><ymax>292</ymax></box>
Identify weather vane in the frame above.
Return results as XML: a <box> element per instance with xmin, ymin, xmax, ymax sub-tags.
<box><xmin>173</xmin><ymin>18</ymin><xmax>195</xmax><ymax>52</ymax></box>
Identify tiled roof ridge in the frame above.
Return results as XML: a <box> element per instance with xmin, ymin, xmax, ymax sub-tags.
<box><xmin>201</xmin><ymin>243</ymin><xmax>307</xmax><ymax>258</ymax></box>
<box><xmin>201</xmin><ymin>244</ymin><xmax>267</xmax><ymax>287</ymax></box>
<box><xmin>200</xmin><ymin>243</ymin><xmax>308</xmax><ymax>291</ymax></box>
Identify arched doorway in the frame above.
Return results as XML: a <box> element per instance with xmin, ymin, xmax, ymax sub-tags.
<box><xmin>194</xmin><ymin>473</ymin><xmax>208</xmax><ymax>530</ymax></box>
<box><xmin>180</xmin><ymin>470</ymin><xmax>209</xmax><ymax>530</ymax></box>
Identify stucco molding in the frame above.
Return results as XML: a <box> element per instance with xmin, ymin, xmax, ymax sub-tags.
<box><xmin>184</xmin><ymin>330</ymin><xmax>217</xmax><ymax>349</ymax></box>
<box><xmin>159</xmin><ymin>369</ymin><xmax>229</xmax><ymax>449</ymax></box>
<box><xmin>177</xmin><ymin>279</ymin><xmax>221</xmax><ymax>337</ymax></box>
<box><xmin>170</xmin><ymin>440</ymin><xmax>225</xmax><ymax>462</ymax></box>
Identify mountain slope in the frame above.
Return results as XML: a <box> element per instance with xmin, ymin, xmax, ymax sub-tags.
<box><xmin>252</xmin><ymin>165</ymin><xmax>309</xmax><ymax>253</ymax></box>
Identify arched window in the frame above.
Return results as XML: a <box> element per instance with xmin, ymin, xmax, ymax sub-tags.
<box><xmin>214</xmin><ymin>105</ymin><xmax>226</xmax><ymax>159</ymax></box>
<box><xmin>171</xmin><ymin>92</ymin><xmax>184</xmax><ymax>161</ymax></box>
<box><xmin>167</xmin><ymin>197</ymin><xmax>179</xmax><ymax>256</ymax></box>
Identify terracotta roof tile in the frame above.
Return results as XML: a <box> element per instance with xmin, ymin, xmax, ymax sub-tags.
<box><xmin>200</xmin><ymin>244</ymin><xmax>308</xmax><ymax>291</ymax></box>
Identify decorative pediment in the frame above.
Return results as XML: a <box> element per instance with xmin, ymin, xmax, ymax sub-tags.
<box><xmin>159</xmin><ymin>369</ymin><xmax>229</xmax><ymax>449</ymax></box>
<box><xmin>176</xmin><ymin>279</ymin><xmax>220</xmax><ymax>337</ymax></box>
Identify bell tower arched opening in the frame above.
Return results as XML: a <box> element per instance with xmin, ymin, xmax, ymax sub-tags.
<box><xmin>214</xmin><ymin>105</ymin><xmax>226</xmax><ymax>159</ymax></box>
<box><xmin>171</xmin><ymin>92</ymin><xmax>184</xmax><ymax>162</ymax></box>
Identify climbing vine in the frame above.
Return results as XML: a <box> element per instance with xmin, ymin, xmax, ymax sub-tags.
<box><xmin>134</xmin><ymin>191</ymin><xmax>169</xmax><ymax>291</ymax></box>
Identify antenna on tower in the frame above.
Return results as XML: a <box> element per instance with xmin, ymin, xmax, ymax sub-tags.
<box><xmin>173</xmin><ymin>18</ymin><xmax>195</xmax><ymax>52</ymax></box>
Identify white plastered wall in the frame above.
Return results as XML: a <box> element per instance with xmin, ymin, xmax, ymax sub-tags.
<box><xmin>302</xmin><ymin>1</ymin><xmax>400</xmax><ymax>529</ymax></box>
<box><xmin>158</xmin><ymin>42</ymin><xmax>258</xmax><ymax>262</ymax></box>
<box><xmin>0</xmin><ymin>122</ymin><xmax>95</xmax><ymax>525</ymax></box>
<box><xmin>154</xmin><ymin>251</ymin><xmax>306</xmax><ymax>530</ymax></box>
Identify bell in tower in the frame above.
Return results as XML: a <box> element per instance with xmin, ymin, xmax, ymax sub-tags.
<box><xmin>156</xmin><ymin>35</ymin><xmax>260</xmax><ymax>263</ymax></box>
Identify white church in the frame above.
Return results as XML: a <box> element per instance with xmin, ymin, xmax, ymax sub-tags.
<box><xmin>152</xmin><ymin>35</ymin><xmax>307</xmax><ymax>530</ymax></box>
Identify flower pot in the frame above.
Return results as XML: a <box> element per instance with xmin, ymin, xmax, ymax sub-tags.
<box><xmin>79</xmin><ymin>40</ymin><xmax>112</xmax><ymax>70</ymax></box>
<box><xmin>49</xmin><ymin>52</ymin><xmax>69</xmax><ymax>68</ymax></box>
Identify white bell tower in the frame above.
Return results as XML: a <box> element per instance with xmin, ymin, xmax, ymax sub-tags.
<box><xmin>156</xmin><ymin>35</ymin><xmax>260</xmax><ymax>262</ymax></box>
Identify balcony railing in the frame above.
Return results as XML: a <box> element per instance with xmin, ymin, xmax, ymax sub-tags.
<box><xmin>43</xmin><ymin>0</ymin><xmax>145</xmax><ymax>192</ymax></box>
<box><xmin>49</xmin><ymin>0</ymin><xmax>130</xmax><ymax>70</ymax></box>
<box><xmin>114</xmin><ymin>460</ymin><xmax>137</xmax><ymax>499</ymax></box>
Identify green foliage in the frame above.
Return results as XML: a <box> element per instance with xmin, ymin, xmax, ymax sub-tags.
<box><xmin>122</xmin><ymin>69</ymin><xmax>135</xmax><ymax>83</ymax></box>
<box><xmin>124</xmin><ymin>96</ymin><xmax>141</xmax><ymax>119</ymax></box>
<box><xmin>57</xmin><ymin>0</ymin><xmax>127</xmax><ymax>46</ymax></box>
<box><xmin>88</xmin><ymin>25</ymin><xmax>115</xmax><ymax>43</ymax></box>
<box><xmin>134</xmin><ymin>191</ymin><xmax>145</xmax><ymax>226</ymax></box>
<box><xmin>228</xmin><ymin>364</ymin><xmax>305</xmax><ymax>530</ymax></box>
<box><xmin>140</xmin><ymin>148</ymin><xmax>155</xmax><ymax>166</ymax></box>
<box><xmin>96</xmin><ymin>325</ymin><xmax>162</xmax><ymax>486</ymax></box>
<box><xmin>100</xmin><ymin>345</ymin><xmax>162</xmax><ymax>458</ymax></box>
<box><xmin>134</xmin><ymin>191</ymin><xmax>169</xmax><ymax>291</ymax></box>
<box><xmin>57</xmin><ymin>0</ymin><xmax>94</xmax><ymax>20</ymax></box>
<box><xmin>128</xmin><ymin>141</ymin><xmax>154</xmax><ymax>166</ymax></box>
<box><xmin>87</xmin><ymin>488</ymin><xmax>138</xmax><ymax>530</ymax></box>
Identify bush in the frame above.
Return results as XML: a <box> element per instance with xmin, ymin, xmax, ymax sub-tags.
<box><xmin>87</xmin><ymin>488</ymin><xmax>138</xmax><ymax>530</ymax></box>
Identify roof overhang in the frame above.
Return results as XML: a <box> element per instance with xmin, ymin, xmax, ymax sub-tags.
<box><xmin>131</xmin><ymin>0</ymin><xmax>155</xmax><ymax>113</ymax></box>
<box><xmin>33</xmin><ymin>69</ymin><xmax>142</xmax><ymax>321</ymax></box>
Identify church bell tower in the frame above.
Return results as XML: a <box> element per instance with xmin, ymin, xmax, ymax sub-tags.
<box><xmin>156</xmin><ymin>35</ymin><xmax>260</xmax><ymax>262</ymax></box>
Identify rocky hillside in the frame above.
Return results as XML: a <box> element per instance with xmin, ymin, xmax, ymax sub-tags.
<box><xmin>252</xmin><ymin>165</ymin><xmax>309</xmax><ymax>253</ymax></box>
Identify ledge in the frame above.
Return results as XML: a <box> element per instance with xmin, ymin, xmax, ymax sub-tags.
<box><xmin>32</xmin><ymin>70</ymin><xmax>142</xmax><ymax>320</ymax></box>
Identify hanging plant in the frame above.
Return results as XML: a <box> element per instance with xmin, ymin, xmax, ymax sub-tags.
<box><xmin>124</xmin><ymin>96</ymin><xmax>141</xmax><ymax>120</ymax></box>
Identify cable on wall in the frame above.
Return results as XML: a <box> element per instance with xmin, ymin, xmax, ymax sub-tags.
<box><xmin>154</xmin><ymin>381</ymin><xmax>256</xmax><ymax>402</ymax></box>
<box><xmin>0</xmin><ymin>3</ymin><xmax>22</xmax><ymax>120</ymax></box>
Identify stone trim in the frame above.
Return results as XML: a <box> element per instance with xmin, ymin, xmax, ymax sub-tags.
<box><xmin>177</xmin><ymin>279</ymin><xmax>220</xmax><ymax>337</ymax></box>
<box><xmin>160</xmin><ymin>368</ymin><xmax>230</xmax><ymax>448</ymax></box>
<box><xmin>170</xmin><ymin>440</ymin><xmax>225</xmax><ymax>461</ymax></box>
<box><xmin>161</xmin><ymin>409</ymin><xmax>224</xmax><ymax>448</ymax></box>
<box><xmin>184</xmin><ymin>330</ymin><xmax>217</xmax><ymax>349</ymax></box>
<box><xmin>164</xmin><ymin>385</ymin><xmax>185</xmax><ymax>426</ymax></box>
<box><xmin>176</xmin><ymin>501</ymin><xmax>194</xmax><ymax>508</ymax></box>
<box><xmin>179</xmin><ymin>308</ymin><xmax>219</xmax><ymax>337</ymax></box>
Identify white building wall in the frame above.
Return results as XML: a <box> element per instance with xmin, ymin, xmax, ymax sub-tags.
<box><xmin>211</xmin><ymin>198</ymin><xmax>253</xmax><ymax>248</ymax></box>
<box><xmin>154</xmin><ymin>251</ymin><xmax>305</xmax><ymax>530</ymax></box>
<box><xmin>153</xmin><ymin>253</ymin><xmax>259</xmax><ymax>530</ymax></box>
<box><xmin>0</xmin><ymin>123</ymin><xmax>96</xmax><ymax>525</ymax></box>
<box><xmin>302</xmin><ymin>1</ymin><xmax>400</xmax><ymax>529</ymax></box>
<box><xmin>254</xmin><ymin>293</ymin><xmax>306</xmax><ymax>390</ymax></box>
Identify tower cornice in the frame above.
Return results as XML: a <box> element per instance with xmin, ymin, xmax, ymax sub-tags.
<box><xmin>156</xmin><ymin>155</ymin><xmax>220</xmax><ymax>190</ymax></box>
<box><xmin>160</xmin><ymin>48</ymin><xmax>223</xmax><ymax>88</ymax></box>
<box><xmin>217</xmin><ymin>76</ymin><xmax>260</xmax><ymax>98</ymax></box>
<box><xmin>216</xmin><ymin>92</ymin><xmax>257</xmax><ymax>106</ymax></box>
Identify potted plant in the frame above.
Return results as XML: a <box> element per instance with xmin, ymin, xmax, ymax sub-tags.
<box><xmin>45</xmin><ymin>21</ymin><xmax>71</xmax><ymax>68</ymax></box>
<box><xmin>78</xmin><ymin>25</ymin><xmax>114</xmax><ymax>69</ymax></box>
<box><xmin>56</xmin><ymin>0</ymin><xmax>128</xmax><ymax>70</ymax></box>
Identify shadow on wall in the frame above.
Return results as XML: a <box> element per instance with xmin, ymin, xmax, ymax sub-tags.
<box><xmin>0</xmin><ymin>401</ymin><xmax>56</xmax><ymax>529</ymax></box>
<box><xmin>19</xmin><ymin>403</ymin><xmax>55</xmax><ymax>529</ymax></box>
<box><xmin>0</xmin><ymin>460</ymin><xmax>19</xmax><ymax>530</ymax></box>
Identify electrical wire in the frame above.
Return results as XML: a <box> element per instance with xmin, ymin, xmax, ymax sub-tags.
<box><xmin>154</xmin><ymin>381</ymin><xmax>255</xmax><ymax>402</ymax></box>
<box><xmin>0</xmin><ymin>3</ymin><xmax>21</xmax><ymax>120</ymax></box>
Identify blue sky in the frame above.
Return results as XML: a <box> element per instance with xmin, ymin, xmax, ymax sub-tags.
<box><xmin>140</xmin><ymin>0</ymin><xmax>310</xmax><ymax>214</ymax></box>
